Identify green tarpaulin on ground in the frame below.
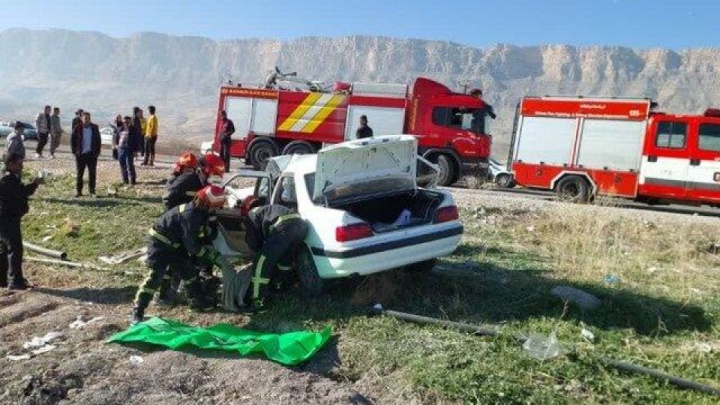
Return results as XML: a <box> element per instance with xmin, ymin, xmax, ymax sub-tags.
<box><xmin>108</xmin><ymin>317</ymin><xmax>332</xmax><ymax>366</ymax></box>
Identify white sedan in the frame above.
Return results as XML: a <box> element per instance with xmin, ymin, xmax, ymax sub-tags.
<box><xmin>213</xmin><ymin>135</ymin><xmax>464</xmax><ymax>294</ymax></box>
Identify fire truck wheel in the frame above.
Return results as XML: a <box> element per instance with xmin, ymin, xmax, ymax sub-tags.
<box><xmin>435</xmin><ymin>155</ymin><xmax>457</xmax><ymax>186</ymax></box>
<box><xmin>282</xmin><ymin>140</ymin><xmax>316</xmax><ymax>155</ymax></box>
<box><xmin>296</xmin><ymin>244</ymin><xmax>327</xmax><ymax>297</ymax></box>
<box><xmin>555</xmin><ymin>175</ymin><xmax>590</xmax><ymax>203</ymax></box>
<box><xmin>248</xmin><ymin>139</ymin><xmax>279</xmax><ymax>170</ymax></box>
<box><xmin>495</xmin><ymin>173</ymin><xmax>516</xmax><ymax>189</ymax></box>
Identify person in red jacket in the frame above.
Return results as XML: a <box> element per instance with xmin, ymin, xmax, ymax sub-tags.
<box><xmin>70</xmin><ymin>112</ymin><xmax>102</xmax><ymax>197</ymax></box>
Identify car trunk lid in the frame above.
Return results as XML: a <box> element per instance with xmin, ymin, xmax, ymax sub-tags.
<box><xmin>313</xmin><ymin>135</ymin><xmax>418</xmax><ymax>204</ymax></box>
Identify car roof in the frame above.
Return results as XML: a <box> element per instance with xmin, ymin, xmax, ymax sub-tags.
<box><xmin>270</xmin><ymin>154</ymin><xmax>317</xmax><ymax>175</ymax></box>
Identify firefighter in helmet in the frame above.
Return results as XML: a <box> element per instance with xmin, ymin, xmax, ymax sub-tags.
<box><xmin>131</xmin><ymin>184</ymin><xmax>228</xmax><ymax>324</ymax></box>
<box><xmin>240</xmin><ymin>199</ymin><xmax>308</xmax><ymax>311</ymax></box>
<box><xmin>162</xmin><ymin>152</ymin><xmax>225</xmax><ymax>211</ymax></box>
<box><xmin>155</xmin><ymin>153</ymin><xmax>226</xmax><ymax>306</ymax></box>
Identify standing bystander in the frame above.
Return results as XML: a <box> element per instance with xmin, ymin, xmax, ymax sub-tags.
<box><xmin>70</xmin><ymin>112</ymin><xmax>102</xmax><ymax>197</ymax></box>
<box><xmin>34</xmin><ymin>105</ymin><xmax>52</xmax><ymax>158</ymax></box>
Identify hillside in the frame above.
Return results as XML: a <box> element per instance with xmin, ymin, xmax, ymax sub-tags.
<box><xmin>2</xmin><ymin>28</ymin><xmax>720</xmax><ymax>154</ymax></box>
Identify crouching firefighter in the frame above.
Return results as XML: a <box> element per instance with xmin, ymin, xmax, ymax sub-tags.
<box><xmin>242</xmin><ymin>203</ymin><xmax>308</xmax><ymax>311</ymax></box>
<box><xmin>131</xmin><ymin>185</ymin><xmax>227</xmax><ymax>324</ymax></box>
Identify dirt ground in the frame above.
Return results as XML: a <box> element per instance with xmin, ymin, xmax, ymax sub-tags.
<box><xmin>0</xmin><ymin>145</ymin><xmax>378</xmax><ymax>405</ymax></box>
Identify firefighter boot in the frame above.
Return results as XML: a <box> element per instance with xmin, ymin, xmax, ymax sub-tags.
<box><xmin>185</xmin><ymin>278</ymin><xmax>215</xmax><ymax>312</ymax></box>
<box><xmin>130</xmin><ymin>306</ymin><xmax>144</xmax><ymax>325</ymax></box>
<box><xmin>155</xmin><ymin>277</ymin><xmax>180</xmax><ymax>307</ymax></box>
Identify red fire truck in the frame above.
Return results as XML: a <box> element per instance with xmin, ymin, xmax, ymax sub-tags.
<box><xmin>209</xmin><ymin>71</ymin><xmax>492</xmax><ymax>185</ymax></box>
<box><xmin>509</xmin><ymin>96</ymin><xmax>720</xmax><ymax>205</ymax></box>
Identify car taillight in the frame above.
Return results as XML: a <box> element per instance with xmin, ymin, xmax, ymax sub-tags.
<box><xmin>336</xmin><ymin>223</ymin><xmax>373</xmax><ymax>242</ymax></box>
<box><xmin>435</xmin><ymin>206</ymin><xmax>459</xmax><ymax>223</ymax></box>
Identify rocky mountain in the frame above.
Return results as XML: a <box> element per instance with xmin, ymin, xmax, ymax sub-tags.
<box><xmin>2</xmin><ymin>28</ymin><xmax>720</xmax><ymax>155</ymax></box>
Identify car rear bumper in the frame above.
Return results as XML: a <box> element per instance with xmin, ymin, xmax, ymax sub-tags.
<box><xmin>310</xmin><ymin>224</ymin><xmax>463</xmax><ymax>278</ymax></box>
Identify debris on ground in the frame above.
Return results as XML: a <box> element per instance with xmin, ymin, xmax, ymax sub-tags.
<box><xmin>581</xmin><ymin>324</ymin><xmax>595</xmax><ymax>343</ymax></box>
<box><xmin>98</xmin><ymin>247</ymin><xmax>148</xmax><ymax>265</ymax></box>
<box><xmin>69</xmin><ymin>315</ymin><xmax>104</xmax><ymax>329</ymax></box>
<box><xmin>523</xmin><ymin>332</ymin><xmax>563</xmax><ymax>360</ymax></box>
<box><xmin>129</xmin><ymin>355</ymin><xmax>144</xmax><ymax>365</ymax></box>
<box><xmin>550</xmin><ymin>286</ymin><xmax>601</xmax><ymax>310</ymax></box>
<box><xmin>6</xmin><ymin>354</ymin><xmax>32</xmax><ymax>361</ymax></box>
<box><xmin>23</xmin><ymin>331</ymin><xmax>64</xmax><ymax>350</ymax></box>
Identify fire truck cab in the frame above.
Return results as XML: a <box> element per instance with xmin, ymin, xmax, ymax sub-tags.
<box><xmin>210</xmin><ymin>74</ymin><xmax>492</xmax><ymax>186</ymax></box>
<box><xmin>509</xmin><ymin>96</ymin><xmax>720</xmax><ymax>206</ymax></box>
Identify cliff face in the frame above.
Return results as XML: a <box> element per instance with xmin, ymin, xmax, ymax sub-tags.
<box><xmin>2</xmin><ymin>28</ymin><xmax>719</xmax><ymax>153</ymax></box>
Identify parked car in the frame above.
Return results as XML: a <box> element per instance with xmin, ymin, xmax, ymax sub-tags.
<box><xmin>487</xmin><ymin>157</ymin><xmax>516</xmax><ymax>188</ymax></box>
<box><xmin>100</xmin><ymin>126</ymin><xmax>115</xmax><ymax>146</ymax></box>
<box><xmin>0</xmin><ymin>121</ymin><xmax>37</xmax><ymax>140</ymax></box>
<box><xmin>214</xmin><ymin>135</ymin><xmax>464</xmax><ymax>294</ymax></box>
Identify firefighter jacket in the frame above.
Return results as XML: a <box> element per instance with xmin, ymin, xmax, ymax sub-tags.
<box><xmin>0</xmin><ymin>172</ymin><xmax>38</xmax><ymax>218</ymax></box>
<box><xmin>150</xmin><ymin>203</ymin><xmax>215</xmax><ymax>259</ymax></box>
<box><xmin>243</xmin><ymin>205</ymin><xmax>295</xmax><ymax>252</ymax></box>
<box><xmin>162</xmin><ymin>171</ymin><xmax>204</xmax><ymax>211</ymax></box>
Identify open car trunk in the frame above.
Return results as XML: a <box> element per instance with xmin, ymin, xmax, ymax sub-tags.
<box><xmin>332</xmin><ymin>189</ymin><xmax>445</xmax><ymax>233</ymax></box>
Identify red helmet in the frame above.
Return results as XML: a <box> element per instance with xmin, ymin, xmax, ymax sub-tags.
<box><xmin>197</xmin><ymin>185</ymin><xmax>226</xmax><ymax>209</ymax></box>
<box><xmin>240</xmin><ymin>195</ymin><xmax>261</xmax><ymax>216</ymax></box>
<box><xmin>201</xmin><ymin>153</ymin><xmax>225</xmax><ymax>177</ymax></box>
<box><xmin>173</xmin><ymin>152</ymin><xmax>199</xmax><ymax>173</ymax></box>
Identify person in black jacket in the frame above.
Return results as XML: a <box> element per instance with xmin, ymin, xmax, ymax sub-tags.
<box><xmin>242</xmin><ymin>204</ymin><xmax>308</xmax><ymax>310</ymax></box>
<box><xmin>469</xmin><ymin>89</ymin><xmax>496</xmax><ymax>135</ymax></box>
<box><xmin>70</xmin><ymin>112</ymin><xmax>102</xmax><ymax>197</ymax></box>
<box><xmin>131</xmin><ymin>185</ymin><xmax>227</xmax><ymax>324</ymax></box>
<box><xmin>0</xmin><ymin>154</ymin><xmax>43</xmax><ymax>289</ymax></box>
<box><xmin>356</xmin><ymin>115</ymin><xmax>373</xmax><ymax>139</ymax></box>
<box><xmin>218</xmin><ymin>110</ymin><xmax>235</xmax><ymax>172</ymax></box>
<box><xmin>113</xmin><ymin>116</ymin><xmax>139</xmax><ymax>185</ymax></box>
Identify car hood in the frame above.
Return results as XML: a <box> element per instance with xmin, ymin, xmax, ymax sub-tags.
<box><xmin>313</xmin><ymin>135</ymin><xmax>418</xmax><ymax>203</ymax></box>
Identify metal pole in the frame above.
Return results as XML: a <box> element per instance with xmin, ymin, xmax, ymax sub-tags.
<box><xmin>23</xmin><ymin>241</ymin><xmax>67</xmax><ymax>260</ymax></box>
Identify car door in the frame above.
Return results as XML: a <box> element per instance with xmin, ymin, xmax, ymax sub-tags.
<box><xmin>686</xmin><ymin>119</ymin><xmax>720</xmax><ymax>203</ymax></box>
<box><xmin>640</xmin><ymin>119</ymin><xmax>690</xmax><ymax>199</ymax></box>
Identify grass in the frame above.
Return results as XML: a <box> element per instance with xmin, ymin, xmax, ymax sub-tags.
<box><xmin>18</xmin><ymin>160</ymin><xmax>720</xmax><ymax>404</ymax></box>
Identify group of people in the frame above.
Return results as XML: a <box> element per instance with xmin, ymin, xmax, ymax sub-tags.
<box><xmin>109</xmin><ymin>105</ymin><xmax>159</xmax><ymax>186</ymax></box>
<box><xmin>131</xmin><ymin>151</ymin><xmax>308</xmax><ymax>324</ymax></box>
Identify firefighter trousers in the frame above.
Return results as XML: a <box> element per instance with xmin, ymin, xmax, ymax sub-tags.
<box><xmin>245</xmin><ymin>217</ymin><xmax>307</xmax><ymax>308</ymax></box>
<box><xmin>134</xmin><ymin>240</ymin><xmax>203</xmax><ymax>312</ymax></box>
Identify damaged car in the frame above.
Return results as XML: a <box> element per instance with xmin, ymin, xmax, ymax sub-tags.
<box><xmin>213</xmin><ymin>135</ymin><xmax>464</xmax><ymax>294</ymax></box>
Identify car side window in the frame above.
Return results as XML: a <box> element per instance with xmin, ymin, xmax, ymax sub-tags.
<box><xmin>274</xmin><ymin>176</ymin><xmax>298</xmax><ymax>208</ymax></box>
<box><xmin>655</xmin><ymin>122</ymin><xmax>687</xmax><ymax>149</ymax></box>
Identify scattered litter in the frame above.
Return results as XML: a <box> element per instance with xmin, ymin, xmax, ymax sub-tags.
<box><xmin>23</xmin><ymin>332</ymin><xmax>63</xmax><ymax>350</ymax></box>
<box><xmin>523</xmin><ymin>332</ymin><xmax>563</xmax><ymax>360</ymax></box>
<box><xmin>6</xmin><ymin>354</ymin><xmax>32</xmax><ymax>361</ymax></box>
<box><xmin>129</xmin><ymin>355</ymin><xmax>144</xmax><ymax>365</ymax></box>
<box><xmin>99</xmin><ymin>247</ymin><xmax>147</xmax><ymax>265</ymax></box>
<box><xmin>695</xmin><ymin>343</ymin><xmax>713</xmax><ymax>353</ymax></box>
<box><xmin>603</xmin><ymin>274</ymin><xmax>620</xmax><ymax>285</ymax></box>
<box><xmin>107</xmin><ymin>186</ymin><xmax>118</xmax><ymax>196</ymax></box>
<box><xmin>581</xmin><ymin>324</ymin><xmax>595</xmax><ymax>343</ymax></box>
<box><xmin>647</xmin><ymin>267</ymin><xmax>658</xmax><ymax>274</ymax></box>
<box><xmin>31</xmin><ymin>345</ymin><xmax>56</xmax><ymax>355</ymax></box>
<box><xmin>690</xmin><ymin>288</ymin><xmax>703</xmax><ymax>296</ymax></box>
<box><xmin>69</xmin><ymin>315</ymin><xmax>104</xmax><ymax>329</ymax></box>
<box><xmin>526</xmin><ymin>225</ymin><xmax>535</xmax><ymax>232</ymax></box>
<box><xmin>61</xmin><ymin>218</ymin><xmax>82</xmax><ymax>237</ymax></box>
<box><xmin>551</xmin><ymin>286</ymin><xmax>601</xmax><ymax>310</ymax></box>
<box><xmin>41</xmin><ymin>235</ymin><xmax>53</xmax><ymax>243</ymax></box>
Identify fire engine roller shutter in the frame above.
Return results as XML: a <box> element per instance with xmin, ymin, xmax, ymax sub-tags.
<box><xmin>515</xmin><ymin>117</ymin><xmax>576</xmax><ymax>165</ymax></box>
<box><xmin>251</xmin><ymin>99</ymin><xmax>278</xmax><ymax>135</ymax></box>
<box><xmin>225</xmin><ymin>97</ymin><xmax>252</xmax><ymax>139</ymax></box>
<box><xmin>576</xmin><ymin>120</ymin><xmax>645</xmax><ymax>171</ymax></box>
<box><xmin>345</xmin><ymin>106</ymin><xmax>405</xmax><ymax>141</ymax></box>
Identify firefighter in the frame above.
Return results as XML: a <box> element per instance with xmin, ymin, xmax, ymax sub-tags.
<box><xmin>241</xmin><ymin>203</ymin><xmax>308</xmax><ymax>311</ymax></box>
<box><xmin>167</xmin><ymin>152</ymin><xmax>199</xmax><ymax>186</ymax></box>
<box><xmin>156</xmin><ymin>153</ymin><xmax>225</xmax><ymax>305</ymax></box>
<box><xmin>131</xmin><ymin>185</ymin><xmax>228</xmax><ymax>324</ymax></box>
<box><xmin>162</xmin><ymin>152</ymin><xmax>225</xmax><ymax>211</ymax></box>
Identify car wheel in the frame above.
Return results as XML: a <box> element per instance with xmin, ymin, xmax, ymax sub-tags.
<box><xmin>282</xmin><ymin>140</ymin><xmax>316</xmax><ymax>155</ymax></box>
<box><xmin>405</xmin><ymin>259</ymin><xmax>437</xmax><ymax>273</ymax></box>
<box><xmin>555</xmin><ymin>175</ymin><xmax>591</xmax><ymax>203</ymax></box>
<box><xmin>495</xmin><ymin>173</ymin><xmax>515</xmax><ymax>189</ymax></box>
<box><xmin>248</xmin><ymin>139</ymin><xmax>279</xmax><ymax>170</ymax></box>
<box><xmin>296</xmin><ymin>244</ymin><xmax>326</xmax><ymax>297</ymax></box>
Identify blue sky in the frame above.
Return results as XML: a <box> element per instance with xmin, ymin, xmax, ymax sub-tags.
<box><xmin>0</xmin><ymin>0</ymin><xmax>716</xmax><ymax>49</ymax></box>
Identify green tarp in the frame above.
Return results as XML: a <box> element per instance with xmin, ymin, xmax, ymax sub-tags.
<box><xmin>108</xmin><ymin>317</ymin><xmax>332</xmax><ymax>366</ymax></box>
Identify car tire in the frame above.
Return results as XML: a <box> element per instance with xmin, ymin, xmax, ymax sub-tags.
<box><xmin>296</xmin><ymin>244</ymin><xmax>326</xmax><ymax>297</ymax></box>
<box><xmin>248</xmin><ymin>138</ymin><xmax>279</xmax><ymax>170</ymax></box>
<box><xmin>282</xmin><ymin>140</ymin><xmax>316</xmax><ymax>155</ymax></box>
<box><xmin>495</xmin><ymin>173</ymin><xmax>515</xmax><ymax>189</ymax></box>
<box><xmin>434</xmin><ymin>155</ymin><xmax>457</xmax><ymax>187</ymax></box>
<box><xmin>555</xmin><ymin>175</ymin><xmax>591</xmax><ymax>203</ymax></box>
<box><xmin>405</xmin><ymin>259</ymin><xmax>437</xmax><ymax>273</ymax></box>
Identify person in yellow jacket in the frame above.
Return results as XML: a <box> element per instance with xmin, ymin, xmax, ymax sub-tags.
<box><xmin>142</xmin><ymin>106</ymin><xmax>158</xmax><ymax>166</ymax></box>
